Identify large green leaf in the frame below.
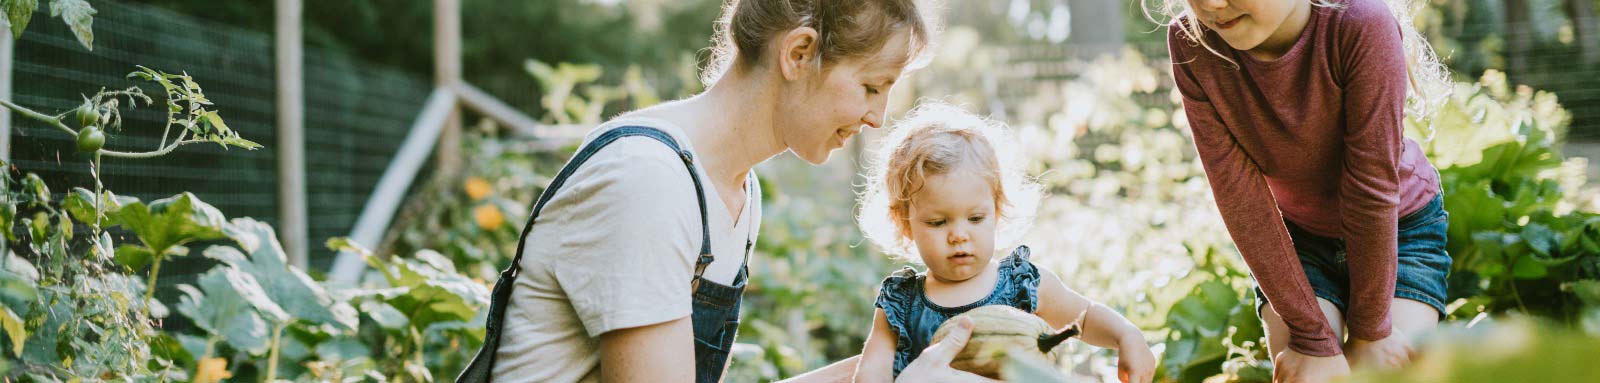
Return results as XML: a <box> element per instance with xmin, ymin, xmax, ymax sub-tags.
<box><xmin>1459</xmin><ymin>138</ymin><xmax>1557</xmax><ymax>184</ymax></box>
<box><xmin>1166</xmin><ymin>281</ymin><xmax>1238</xmax><ymax>335</ymax></box>
<box><xmin>146</xmin><ymin>334</ymin><xmax>194</xmax><ymax>366</ymax></box>
<box><xmin>1568</xmin><ymin>280</ymin><xmax>1600</xmax><ymax>307</ymax></box>
<box><xmin>1</xmin><ymin>199</ymin><xmax>14</xmax><ymax>242</ymax></box>
<box><xmin>20</xmin><ymin>173</ymin><xmax>48</xmax><ymax>206</ymax></box>
<box><xmin>0</xmin><ymin>252</ymin><xmax>37</xmax><ymax>311</ymax></box>
<box><xmin>1159</xmin><ymin>280</ymin><xmax>1243</xmax><ymax>381</ymax></box>
<box><xmin>109</xmin><ymin>192</ymin><xmax>227</xmax><ymax>258</ymax></box>
<box><xmin>2</xmin><ymin>0</ymin><xmax>37</xmax><ymax>39</ymax></box>
<box><xmin>363</xmin><ymin>248</ymin><xmax>490</xmax><ymax>331</ymax></box>
<box><xmin>0</xmin><ymin>306</ymin><xmax>25</xmax><ymax>357</ymax></box>
<box><xmin>358</xmin><ymin>300</ymin><xmax>409</xmax><ymax>331</ymax></box>
<box><xmin>207</xmin><ymin>218</ymin><xmax>357</xmax><ymax>330</ymax></box>
<box><xmin>48</xmin><ymin>0</ymin><xmax>93</xmax><ymax>50</ymax></box>
<box><xmin>1521</xmin><ymin>223</ymin><xmax>1557</xmax><ymax>258</ymax></box>
<box><xmin>61</xmin><ymin>187</ymin><xmax>136</xmax><ymax>226</ymax></box>
<box><xmin>176</xmin><ymin>269</ymin><xmax>271</xmax><ymax>354</ymax></box>
<box><xmin>20</xmin><ymin>297</ymin><xmax>70</xmax><ymax>365</ymax></box>
<box><xmin>113</xmin><ymin>244</ymin><xmax>154</xmax><ymax>271</ymax></box>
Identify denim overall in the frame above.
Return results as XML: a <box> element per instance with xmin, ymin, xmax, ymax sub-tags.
<box><xmin>456</xmin><ymin>126</ymin><xmax>752</xmax><ymax>383</ymax></box>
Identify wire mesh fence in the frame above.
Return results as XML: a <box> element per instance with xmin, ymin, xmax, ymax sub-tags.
<box><xmin>8</xmin><ymin>0</ymin><xmax>429</xmax><ymax>275</ymax></box>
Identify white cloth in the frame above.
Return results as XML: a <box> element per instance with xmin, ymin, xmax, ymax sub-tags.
<box><xmin>491</xmin><ymin>117</ymin><xmax>761</xmax><ymax>383</ymax></box>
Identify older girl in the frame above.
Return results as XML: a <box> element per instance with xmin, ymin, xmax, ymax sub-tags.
<box><xmin>1156</xmin><ymin>0</ymin><xmax>1452</xmax><ymax>381</ymax></box>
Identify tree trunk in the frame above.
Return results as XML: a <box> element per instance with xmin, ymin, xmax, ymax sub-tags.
<box><xmin>1567</xmin><ymin>0</ymin><xmax>1600</xmax><ymax>65</ymax></box>
<box><xmin>1506</xmin><ymin>0</ymin><xmax>1533</xmax><ymax>80</ymax></box>
<box><xmin>1067</xmin><ymin>0</ymin><xmax>1125</xmax><ymax>59</ymax></box>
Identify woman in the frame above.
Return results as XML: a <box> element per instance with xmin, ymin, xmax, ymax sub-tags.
<box><xmin>467</xmin><ymin>1</ymin><xmax>1003</xmax><ymax>382</ymax></box>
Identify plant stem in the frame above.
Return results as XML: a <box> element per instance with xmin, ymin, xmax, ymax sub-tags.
<box><xmin>1509</xmin><ymin>276</ymin><xmax>1530</xmax><ymax>313</ymax></box>
<box><xmin>0</xmin><ymin>98</ymin><xmax>208</xmax><ymax>159</ymax></box>
<box><xmin>145</xmin><ymin>255</ymin><xmax>164</xmax><ymax>310</ymax></box>
<box><xmin>96</xmin><ymin>139</ymin><xmax>203</xmax><ymax>159</ymax></box>
<box><xmin>91</xmin><ymin>153</ymin><xmax>105</xmax><ymax>256</ymax></box>
<box><xmin>0</xmin><ymin>99</ymin><xmax>77</xmax><ymax>136</ymax></box>
<box><xmin>266</xmin><ymin>322</ymin><xmax>286</xmax><ymax>382</ymax></box>
<box><xmin>411</xmin><ymin>325</ymin><xmax>427</xmax><ymax>375</ymax></box>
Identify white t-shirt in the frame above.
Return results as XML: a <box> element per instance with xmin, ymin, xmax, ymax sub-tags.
<box><xmin>492</xmin><ymin>118</ymin><xmax>761</xmax><ymax>383</ymax></box>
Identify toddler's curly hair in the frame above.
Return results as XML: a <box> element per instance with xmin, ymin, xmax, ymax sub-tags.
<box><xmin>857</xmin><ymin>102</ymin><xmax>1042</xmax><ymax>261</ymax></box>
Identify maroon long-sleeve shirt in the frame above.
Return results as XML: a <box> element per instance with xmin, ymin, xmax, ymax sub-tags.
<box><xmin>1167</xmin><ymin>0</ymin><xmax>1439</xmax><ymax>356</ymax></box>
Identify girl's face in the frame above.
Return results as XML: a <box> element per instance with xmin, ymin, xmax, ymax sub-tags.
<box><xmin>778</xmin><ymin>30</ymin><xmax>913</xmax><ymax>164</ymax></box>
<box><xmin>1185</xmin><ymin>0</ymin><xmax>1306</xmax><ymax>54</ymax></box>
<box><xmin>907</xmin><ymin>168</ymin><xmax>998</xmax><ymax>284</ymax></box>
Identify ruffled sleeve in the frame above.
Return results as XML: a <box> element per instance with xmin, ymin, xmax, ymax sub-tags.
<box><xmin>1005</xmin><ymin>246</ymin><xmax>1042</xmax><ymax>313</ymax></box>
<box><xmin>875</xmin><ymin>266</ymin><xmax>920</xmax><ymax>362</ymax></box>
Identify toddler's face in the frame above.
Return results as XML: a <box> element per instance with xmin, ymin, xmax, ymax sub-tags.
<box><xmin>907</xmin><ymin>169</ymin><xmax>998</xmax><ymax>283</ymax></box>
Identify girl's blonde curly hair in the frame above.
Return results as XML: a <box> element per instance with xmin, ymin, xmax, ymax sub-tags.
<box><xmin>857</xmin><ymin>103</ymin><xmax>1043</xmax><ymax>262</ymax></box>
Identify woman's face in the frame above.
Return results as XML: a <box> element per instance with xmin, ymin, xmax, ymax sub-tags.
<box><xmin>907</xmin><ymin>169</ymin><xmax>998</xmax><ymax>284</ymax></box>
<box><xmin>778</xmin><ymin>29</ymin><xmax>914</xmax><ymax>164</ymax></box>
<box><xmin>1185</xmin><ymin>0</ymin><xmax>1301</xmax><ymax>53</ymax></box>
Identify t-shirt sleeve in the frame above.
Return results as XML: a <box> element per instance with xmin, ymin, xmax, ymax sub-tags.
<box><xmin>544</xmin><ymin>138</ymin><xmax>705</xmax><ymax>337</ymax></box>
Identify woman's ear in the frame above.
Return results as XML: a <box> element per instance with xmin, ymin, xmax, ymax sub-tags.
<box><xmin>777</xmin><ymin>27</ymin><xmax>820</xmax><ymax>81</ymax></box>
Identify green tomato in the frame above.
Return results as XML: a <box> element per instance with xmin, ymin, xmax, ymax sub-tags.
<box><xmin>77</xmin><ymin>126</ymin><xmax>105</xmax><ymax>153</ymax></box>
<box><xmin>76</xmin><ymin>104</ymin><xmax>101</xmax><ymax>128</ymax></box>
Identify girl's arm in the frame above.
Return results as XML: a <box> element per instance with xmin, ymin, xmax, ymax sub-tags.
<box><xmin>1332</xmin><ymin>1</ymin><xmax>1410</xmax><ymax>343</ymax></box>
<box><xmin>1033</xmin><ymin>268</ymin><xmax>1138</xmax><ymax>349</ymax></box>
<box><xmin>1166</xmin><ymin>26</ymin><xmax>1341</xmax><ymax>357</ymax></box>
<box><xmin>853</xmin><ymin>308</ymin><xmax>899</xmax><ymax>383</ymax></box>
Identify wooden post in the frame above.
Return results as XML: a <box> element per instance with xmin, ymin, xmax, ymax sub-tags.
<box><xmin>1066</xmin><ymin>0</ymin><xmax>1125</xmax><ymax>59</ymax></box>
<box><xmin>277</xmin><ymin>0</ymin><xmax>309</xmax><ymax>268</ymax></box>
<box><xmin>1</xmin><ymin>27</ymin><xmax>12</xmax><ymax>162</ymax></box>
<box><xmin>1</xmin><ymin>28</ymin><xmax>12</xmax><ymax>259</ymax></box>
<box><xmin>435</xmin><ymin>0</ymin><xmax>463</xmax><ymax>176</ymax></box>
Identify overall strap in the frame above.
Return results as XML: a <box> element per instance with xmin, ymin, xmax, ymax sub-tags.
<box><xmin>506</xmin><ymin>125</ymin><xmax>714</xmax><ymax>279</ymax></box>
<box><xmin>456</xmin><ymin>125</ymin><xmax>712</xmax><ymax>383</ymax></box>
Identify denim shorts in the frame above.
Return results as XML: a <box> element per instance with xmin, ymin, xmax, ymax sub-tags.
<box><xmin>1254</xmin><ymin>193</ymin><xmax>1452</xmax><ymax>319</ymax></box>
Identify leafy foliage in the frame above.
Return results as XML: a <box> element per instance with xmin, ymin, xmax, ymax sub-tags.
<box><xmin>0</xmin><ymin>67</ymin><xmax>488</xmax><ymax>382</ymax></box>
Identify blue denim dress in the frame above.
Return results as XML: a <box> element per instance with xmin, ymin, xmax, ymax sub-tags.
<box><xmin>876</xmin><ymin>245</ymin><xmax>1042</xmax><ymax>377</ymax></box>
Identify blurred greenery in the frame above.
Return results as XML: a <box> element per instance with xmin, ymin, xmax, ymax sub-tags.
<box><xmin>11</xmin><ymin>1</ymin><xmax>1600</xmax><ymax>382</ymax></box>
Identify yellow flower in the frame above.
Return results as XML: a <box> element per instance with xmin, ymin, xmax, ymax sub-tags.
<box><xmin>474</xmin><ymin>204</ymin><xmax>505</xmax><ymax>230</ymax></box>
<box><xmin>464</xmin><ymin>177</ymin><xmax>493</xmax><ymax>201</ymax></box>
<box><xmin>195</xmin><ymin>357</ymin><xmax>232</xmax><ymax>383</ymax></box>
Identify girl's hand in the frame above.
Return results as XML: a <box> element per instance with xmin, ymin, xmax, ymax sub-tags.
<box><xmin>1271</xmin><ymin>349</ymin><xmax>1350</xmax><ymax>383</ymax></box>
<box><xmin>1344</xmin><ymin>328</ymin><xmax>1413</xmax><ymax>371</ymax></box>
<box><xmin>894</xmin><ymin>317</ymin><xmax>1003</xmax><ymax>383</ymax></box>
<box><xmin>1115</xmin><ymin>336</ymin><xmax>1156</xmax><ymax>383</ymax></box>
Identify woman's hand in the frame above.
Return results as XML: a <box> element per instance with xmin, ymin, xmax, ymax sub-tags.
<box><xmin>1115</xmin><ymin>336</ymin><xmax>1156</xmax><ymax>383</ymax></box>
<box><xmin>893</xmin><ymin>317</ymin><xmax>1003</xmax><ymax>383</ymax></box>
<box><xmin>1344</xmin><ymin>328</ymin><xmax>1413</xmax><ymax>371</ymax></box>
<box><xmin>1271</xmin><ymin>349</ymin><xmax>1350</xmax><ymax>383</ymax></box>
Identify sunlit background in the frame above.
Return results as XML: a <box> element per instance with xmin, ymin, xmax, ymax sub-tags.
<box><xmin>3</xmin><ymin>0</ymin><xmax>1600</xmax><ymax>382</ymax></box>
